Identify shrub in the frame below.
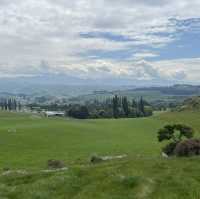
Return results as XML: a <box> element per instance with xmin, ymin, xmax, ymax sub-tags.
<box><xmin>157</xmin><ymin>124</ymin><xmax>194</xmax><ymax>143</ymax></box>
<box><xmin>47</xmin><ymin>159</ymin><xmax>65</xmax><ymax>169</ymax></box>
<box><xmin>144</xmin><ymin>106</ymin><xmax>153</xmax><ymax>117</ymax></box>
<box><xmin>121</xmin><ymin>176</ymin><xmax>140</xmax><ymax>188</ymax></box>
<box><xmin>68</xmin><ymin>106</ymin><xmax>89</xmax><ymax>119</ymax></box>
<box><xmin>2</xmin><ymin>167</ymin><xmax>10</xmax><ymax>171</ymax></box>
<box><xmin>174</xmin><ymin>139</ymin><xmax>200</xmax><ymax>157</ymax></box>
<box><xmin>90</xmin><ymin>155</ymin><xmax>103</xmax><ymax>164</ymax></box>
<box><xmin>162</xmin><ymin>142</ymin><xmax>177</xmax><ymax>156</ymax></box>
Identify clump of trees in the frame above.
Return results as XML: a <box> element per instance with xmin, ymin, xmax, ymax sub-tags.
<box><xmin>157</xmin><ymin>124</ymin><xmax>200</xmax><ymax>157</ymax></box>
<box><xmin>68</xmin><ymin>105</ymin><xmax>90</xmax><ymax>119</ymax></box>
<box><xmin>112</xmin><ymin>95</ymin><xmax>152</xmax><ymax>119</ymax></box>
<box><xmin>27</xmin><ymin>95</ymin><xmax>153</xmax><ymax>119</ymax></box>
<box><xmin>0</xmin><ymin>98</ymin><xmax>21</xmax><ymax>111</ymax></box>
<box><xmin>66</xmin><ymin>95</ymin><xmax>153</xmax><ymax>119</ymax></box>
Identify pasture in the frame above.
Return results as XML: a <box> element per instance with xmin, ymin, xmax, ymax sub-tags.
<box><xmin>0</xmin><ymin>111</ymin><xmax>165</xmax><ymax>169</ymax></box>
<box><xmin>0</xmin><ymin>111</ymin><xmax>200</xmax><ymax>199</ymax></box>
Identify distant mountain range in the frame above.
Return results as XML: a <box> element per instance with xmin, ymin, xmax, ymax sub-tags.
<box><xmin>0</xmin><ymin>74</ymin><xmax>199</xmax><ymax>102</ymax></box>
<box><xmin>0</xmin><ymin>74</ymin><xmax>185</xmax><ymax>94</ymax></box>
<box><xmin>0</xmin><ymin>75</ymin><xmax>134</xmax><ymax>95</ymax></box>
<box><xmin>130</xmin><ymin>84</ymin><xmax>200</xmax><ymax>96</ymax></box>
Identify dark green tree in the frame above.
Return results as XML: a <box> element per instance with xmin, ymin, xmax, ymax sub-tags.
<box><xmin>112</xmin><ymin>95</ymin><xmax>120</xmax><ymax>118</ymax></box>
<box><xmin>158</xmin><ymin>124</ymin><xmax>194</xmax><ymax>143</ymax></box>
<box><xmin>157</xmin><ymin>124</ymin><xmax>194</xmax><ymax>156</ymax></box>
<box><xmin>79</xmin><ymin>106</ymin><xmax>90</xmax><ymax>119</ymax></box>
<box><xmin>138</xmin><ymin>97</ymin><xmax>145</xmax><ymax>115</ymax></box>
<box><xmin>18</xmin><ymin>102</ymin><xmax>22</xmax><ymax>111</ymax></box>
<box><xmin>8</xmin><ymin>99</ymin><xmax>12</xmax><ymax>111</ymax></box>
<box><xmin>0</xmin><ymin>99</ymin><xmax>4</xmax><ymax>110</ymax></box>
<box><xmin>132</xmin><ymin>99</ymin><xmax>137</xmax><ymax>108</ymax></box>
<box><xmin>4</xmin><ymin>99</ymin><xmax>8</xmax><ymax>110</ymax></box>
<box><xmin>13</xmin><ymin>99</ymin><xmax>17</xmax><ymax>111</ymax></box>
<box><xmin>122</xmin><ymin>96</ymin><xmax>129</xmax><ymax>117</ymax></box>
<box><xmin>68</xmin><ymin>105</ymin><xmax>89</xmax><ymax>119</ymax></box>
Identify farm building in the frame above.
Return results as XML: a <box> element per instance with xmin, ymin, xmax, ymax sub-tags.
<box><xmin>44</xmin><ymin>111</ymin><xmax>65</xmax><ymax>117</ymax></box>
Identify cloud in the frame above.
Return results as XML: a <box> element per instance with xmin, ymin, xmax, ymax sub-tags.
<box><xmin>0</xmin><ymin>0</ymin><xmax>200</xmax><ymax>84</ymax></box>
<box><xmin>172</xmin><ymin>71</ymin><xmax>187</xmax><ymax>80</ymax></box>
<box><xmin>133</xmin><ymin>52</ymin><xmax>159</xmax><ymax>59</ymax></box>
<box><xmin>153</xmin><ymin>58</ymin><xmax>200</xmax><ymax>82</ymax></box>
<box><xmin>1</xmin><ymin>56</ymin><xmax>200</xmax><ymax>84</ymax></box>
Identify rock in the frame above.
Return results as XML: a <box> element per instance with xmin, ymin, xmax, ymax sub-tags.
<box><xmin>90</xmin><ymin>155</ymin><xmax>103</xmax><ymax>164</ymax></box>
<box><xmin>101</xmin><ymin>154</ymin><xmax>127</xmax><ymax>161</ymax></box>
<box><xmin>90</xmin><ymin>154</ymin><xmax>127</xmax><ymax>163</ymax></box>
<box><xmin>47</xmin><ymin>159</ymin><xmax>65</xmax><ymax>169</ymax></box>
<box><xmin>161</xmin><ymin>152</ymin><xmax>168</xmax><ymax>158</ymax></box>
<box><xmin>1</xmin><ymin>170</ymin><xmax>28</xmax><ymax>176</ymax></box>
<box><xmin>42</xmin><ymin>167</ymin><xmax>68</xmax><ymax>173</ymax></box>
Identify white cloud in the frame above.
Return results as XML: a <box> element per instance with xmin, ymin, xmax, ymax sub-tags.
<box><xmin>0</xmin><ymin>0</ymin><xmax>200</xmax><ymax>83</ymax></box>
<box><xmin>133</xmin><ymin>52</ymin><xmax>159</xmax><ymax>59</ymax></box>
<box><xmin>154</xmin><ymin>58</ymin><xmax>200</xmax><ymax>82</ymax></box>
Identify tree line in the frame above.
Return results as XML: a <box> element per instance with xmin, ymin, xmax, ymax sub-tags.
<box><xmin>0</xmin><ymin>98</ymin><xmax>22</xmax><ymax>111</ymax></box>
<box><xmin>67</xmin><ymin>95</ymin><xmax>152</xmax><ymax>119</ymax></box>
<box><xmin>28</xmin><ymin>95</ymin><xmax>152</xmax><ymax>119</ymax></box>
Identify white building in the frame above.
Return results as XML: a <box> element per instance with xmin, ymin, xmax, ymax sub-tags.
<box><xmin>44</xmin><ymin>111</ymin><xmax>65</xmax><ymax>117</ymax></box>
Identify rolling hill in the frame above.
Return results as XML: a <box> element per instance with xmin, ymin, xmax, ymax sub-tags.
<box><xmin>178</xmin><ymin>96</ymin><xmax>200</xmax><ymax>111</ymax></box>
<box><xmin>69</xmin><ymin>84</ymin><xmax>200</xmax><ymax>104</ymax></box>
<box><xmin>0</xmin><ymin>110</ymin><xmax>200</xmax><ymax>198</ymax></box>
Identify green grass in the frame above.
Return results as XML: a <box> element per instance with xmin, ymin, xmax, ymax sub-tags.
<box><xmin>1</xmin><ymin>157</ymin><xmax>200</xmax><ymax>199</ymax></box>
<box><xmin>0</xmin><ymin>110</ymin><xmax>200</xmax><ymax>198</ymax></box>
<box><xmin>0</xmin><ymin>111</ymin><xmax>166</xmax><ymax>169</ymax></box>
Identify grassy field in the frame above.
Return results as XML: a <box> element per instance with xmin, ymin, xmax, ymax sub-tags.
<box><xmin>0</xmin><ymin>111</ymin><xmax>200</xmax><ymax>198</ymax></box>
<box><xmin>0</xmin><ymin>111</ymin><xmax>165</xmax><ymax>169</ymax></box>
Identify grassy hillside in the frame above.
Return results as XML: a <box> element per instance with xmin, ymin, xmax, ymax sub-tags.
<box><xmin>0</xmin><ymin>111</ymin><xmax>165</xmax><ymax>169</ymax></box>
<box><xmin>1</xmin><ymin>157</ymin><xmax>200</xmax><ymax>199</ymax></box>
<box><xmin>0</xmin><ymin>110</ymin><xmax>200</xmax><ymax>198</ymax></box>
<box><xmin>178</xmin><ymin>96</ymin><xmax>200</xmax><ymax>111</ymax></box>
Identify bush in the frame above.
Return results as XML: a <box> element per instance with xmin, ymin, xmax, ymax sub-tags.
<box><xmin>174</xmin><ymin>139</ymin><xmax>200</xmax><ymax>157</ymax></box>
<box><xmin>47</xmin><ymin>159</ymin><xmax>65</xmax><ymax>169</ymax></box>
<box><xmin>68</xmin><ymin>106</ymin><xmax>89</xmax><ymax>119</ymax></box>
<box><xmin>144</xmin><ymin>106</ymin><xmax>153</xmax><ymax>117</ymax></box>
<box><xmin>162</xmin><ymin>142</ymin><xmax>177</xmax><ymax>156</ymax></box>
<box><xmin>90</xmin><ymin>155</ymin><xmax>103</xmax><ymax>164</ymax></box>
<box><xmin>120</xmin><ymin>176</ymin><xmax>140</xmax><ymax>188</ymax></box>
<box><xmin>158</xmin><ymin>124</ymin><xmax>194</xmax><ymax>143</ymax></box>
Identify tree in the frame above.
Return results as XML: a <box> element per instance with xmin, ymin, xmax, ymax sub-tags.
<box><xmin>122</xmin><ymin>96</ymin><xmax>129</xmax><ymax>117</ymax></box>
<box><xmin>158</xmin><ymin>124</ymin><xmax>194</xmax><ymax>143</ymax></box>
<box><xmin>112</xmin><ymin>95</ymin><xmax>120</xmax><ymax>118</ymax></box>
<box><xmin>0</xmin><ymin>99</ymin><xmax>4</xmax><ymax>110</ymax></box>
<box><xmin>79</xmin><ymin>106</ymin><xmax>90</xmax><ymax>119</ymax></box>
<box><xmin>7</xmin><ymin>99</ymin><xmax>12</xmax><ymax>111</ymax></box>
<box><xmin>132</xmin><ymin>99</ymin><xmax>137</xmax><ymax>108</ymax></box>
<box><xmin>4</xmin><ymin>99</ymin><xmax>8</xmax><ymax>111</ymax></box>
<box><xmin>143</xmin><ymin>106</ymin><xmax>153</xmax><ymax>117</ymax></box>
<box><xmin>157</xmin><ymin>124</ymin><xmax>194</xmax><ymax>156</ymax></box>
<box><xmin>138</xmin><ymin>97</ymin><xmax>145</xmax><ymax>115</ymax></box>
<box><xmin>68</xmin><ymin>105</ymin><xmax>89</xmax><ymax>119</ymax></box>
<box><xmin>18</xmin><ymin>102</ymin><xmax>22</xmax><ymax>111</ymax></box>
<box><xmin>13</xmin><ymin>99</ymin><xmax>17</xmax><ymax>111</ymax></box>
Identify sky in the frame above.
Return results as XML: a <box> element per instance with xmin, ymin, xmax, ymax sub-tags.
<box><xmin>0</xmin><ymin>0</ymin><xmax>200</xmax><ymax>85</ymax></box>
